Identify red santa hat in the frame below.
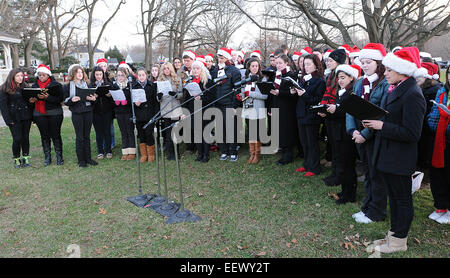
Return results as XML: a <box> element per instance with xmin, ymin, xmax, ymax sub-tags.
<box><xmin>232</xmin><ymin>50</ymin><xmax>245</xmax><ymax>59</ymax></box>
<box><xmin>301</xmin><ymin>47</ymin><xmax>313</xmax><ymax>56</ymax></box>
<box><xmin>182</xmin><ymin>50</ymin><xmax>197</xmax><ymax>60</ymax></box>
<box><xmin>118</xmin><ymin>61</ymin><xmax>131</xmax><ymax>70</ymax></box>
<box><xmin>339</xmin><ymin>44</ymin><xmax>352</xmax><ymax>56</ymax></box>
<box><xmin>217</xmin><ymin>47</ymin><xmax>232</xmax><ymax>60</ymax></box>
<box><xmin>35</xmin><ymin>64</ymin><xmax>52</xmax><ymax>76</ymax></box>
<box><xmin>336</xmin><ymin>64</ymin><xmax>361</xmax><ymax>80</ymax></box>
<box><xmin>96</xmin><ymin>58</ymin><xmax>108</xmax><ymax>66</ymax></box>
<box><xmin>205</xmin><ymin>53</ymin><xmax>214</xmax><ymax>62</ymax></box>
<box><xmin>421</xmin><ymin>62</ymin><xmax>440</xmax><ymax>80</ymax></box>
<box><xmin>250</xmin><ymin>50</ymin><xmax>261</xmax><ymax>60</ymax></box>
<box><xmin>292</xmin><ymin>51</ymin><xmax>302</xmax><ymax>61</ymax></box>
<box><xmin>349</xmin><ymin>45</ymin><xmax>361</xmax><ymax>58</ymax></box>
<box><xmin>382</xmin><ymin>47</ymin><xmax>421</xmax><ymax>77</ymax></box>
<box><xmin>269</xmin><ymin>52</ymin><xmax>275</xmax><ymax>58</ymax></box>
<box><xmin>359</xmin><ymin>43</ymin><xmax>387</xmax><ymax>61</ymax></box>
<box><xmin>196</xmin><ymin>55</ymin><xmax>206</xmax><ymax>64</ymax></box>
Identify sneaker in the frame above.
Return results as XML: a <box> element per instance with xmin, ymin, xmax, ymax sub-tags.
<box><xmin>106</xmin><ymin>153</ymin><xmax>113</xmax><ymax>159</ymax></box>
<box><xmin>97</xmin><ymin>154</ymin><xmax>104</xmax><ymax>160</ymax></box>
<box><xmin>296</xmin><ymin>167</ymin><xmax>306</xmax><ymax>172</ymax></box>
<box><xmin>13</xmin><ymin>158</ymin><xmax>22</xmax><ymax>169</ymax></box>
<box><xmin>304</xmin><ymin>172</ymin><xmax>316</xmax><ymax>177</ymax></box>
<box><xmin>229</xmin><ymin>155</ymin><xmax>238</xmax><ymax>162</ymax></box>
<box><xmin>22</xmin><ymin>156</ymin><xmax>31</xmax><ymax>167</ymax></box>
<box><xmin>352</xmin><ymin>211</ymin><xmax>365</xmax><ymax>219</ymax></box>
<box><xmin>435</xmin><ymin>211</ymin><xmax>450</xmax><ymax>224</ymax></box>
<box><xmin>428</xmin><ymin>210</ymin><xmax>448</xmax><ymax>221</ymax></box>
<box><xmin>219</xmin><ymin>154</ymin><xmax>228</xmax><ymax>161</ymax></box>
<box><xmin>355</xmin><ymin>214</ymin><xmax>373</xmax><ymax>224</ymax></box>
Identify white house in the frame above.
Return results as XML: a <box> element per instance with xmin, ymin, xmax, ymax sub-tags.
<box><xmin>0</xmin><ymin>31</ymin><xmax>21</xmax><ymax>84</ymax></box>
<box><xmin>67</xmin><ymin>46</ymin><xmax>105</xmax><ymax>67</ymax></box>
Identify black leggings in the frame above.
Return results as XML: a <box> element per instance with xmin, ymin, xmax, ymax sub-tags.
<box><xmin>34</xmin><ymin>114</ymin><xmax>63</xmax><ymax>148</ymax></box>
<box><xmin>93</xmin><ymin>111</ymin><xmax>113</xmax><ymax>154</ymax></box>
<box><xmin>8</xmin><ymin>120</ymin><xmax>32</xmax><ymax>158</ymax></box>
<box><xmin>116</xmin><ymin>112</ymin><xmax>136</xmax><ymax>149</ymax></box>
<box><xmin>72</xmin><ymin>112</ymin><xmax>93</xmax><ymax>163</ymax></box>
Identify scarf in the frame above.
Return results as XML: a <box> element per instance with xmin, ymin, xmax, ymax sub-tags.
<box><xmin>432</xmin><ymin>92</ymin><xmax>450</xmax><ymax>168</ymax></box>
<box><xmin>362</xmin><ymin>73</ymin><xmax>379</xmax><ymax>101</ymax></box>
<box><xmin>67</xmin><ymin>80</ymin><xmax>89</xmax><ymax>106</ymax></box>
<box><xmin>274</xmin><ymin>67</ymin><xmax>290</xmax><ymax>89</ymax></box>
<box><xmin>387</xmin><ymin>77</ymin><xmax>409</xmax><ymax>94</ymax></box>
<box><xmin>36</xmin><ymin>78</ymin><xmax>52</xmax><ymax>114</ymax></box>
<box><xmin>192</xmin><ymin>76</ymin><xmax>201</xmax><ymax>84</ymax></box>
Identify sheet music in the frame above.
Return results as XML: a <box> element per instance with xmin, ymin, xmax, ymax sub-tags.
<box><xmin>184</xmin><ymin>82</ymin><xmax>202</xmax><ymax>97</ymax></box>
<box><xmin>109</xmin><ymin>89</ymin><xmax>126</xmax><ymax>101</ymax></box>
<box><xmin>156</xmin><ymin>80</ymin><xmax>172</xmax><ymax>96</ymax></box>
<box><xmin>131</xmin><ymin>89</ymin><xmax>147</xmax><ymax>103</ymax></box>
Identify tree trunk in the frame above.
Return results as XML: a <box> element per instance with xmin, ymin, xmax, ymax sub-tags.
<box><xmin>11</xmin><ymin>44</ymin><xmax>20</xmax><ymax>68</ymax></box>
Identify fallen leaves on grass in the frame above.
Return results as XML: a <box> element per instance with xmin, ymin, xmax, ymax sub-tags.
<box><xmin>255</xmin><ymin>251</ymin><xmax>266</xmax><ymax>257</ymax></box>
<box><xmin>328</xmin><ymin>192</ymin><xmax>339</xmax><ymax>200</ymax></box>
<box><xmin>290</xmin><ymin>201</ymin><xmax>297</xmax><ymax>205</ymax></box>
<box><xmin>7</xmin><ymin>228</ymin><xmax>15</xmax><ymax>234</ymax></box>
<box><xmin>237</xmin><ymin>245</ymin><xmax>248</xmax><ymax>250</ymax></box>
<box><xmin>2</xmin><ymin>189</ymin><xmax>10</xmax><ymax>197</ymax></box>
<box><xmin>98</xmin><ymin>208</ymin><xmax>107</xmax><ymax>215</ymax></box>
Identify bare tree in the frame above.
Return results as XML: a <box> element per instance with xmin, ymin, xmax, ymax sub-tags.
<box><xmin>139</xmin><ymin>0</ymin><xmax>164</xmax><ymax>69</ymax></box>
<box><xmin>80</xmin><ymin>0</ymin><xmax>126</xmax><ymax>68</ymax></box>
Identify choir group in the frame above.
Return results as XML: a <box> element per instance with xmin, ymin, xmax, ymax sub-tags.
<box><xmin>1</xmin><ymin>41</ymin><xmax>449</xmax><ymax>254</ymax></box>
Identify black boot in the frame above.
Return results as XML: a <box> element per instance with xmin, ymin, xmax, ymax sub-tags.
<box><xmin>202</xmin><ymin>144</ymin><xmax>210</xmax><ymax>163</ymax></box>
<box><xmin>167</xmin><ymin>143</ymin><xmax>176</xmax><ymax>161</ymax></box>
<box><xmin>42</xmin><ymin>138</ymin><xmax>52</xmax><ymax>166</ymax></box>
<box><xmin>195</xmin><ymin>143</ymin><xmax>203</xmax><ymax>162</ymax></box>
<box><xmin>53</xmin><ymin>137</ymin><xmax>64</xmax><ymax>165</ymax></box>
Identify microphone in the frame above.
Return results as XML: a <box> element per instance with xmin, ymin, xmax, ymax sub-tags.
<box><xmin>213</xmin><ymin>74</ymin><xmax>229</xmax><ymax>83</ymax></box>
<box><xmin>184</xmin><ymin>75</ymin><xmax>194</xmax><ymax>84</ymax></box>
<box><xmin>127</xmin><ymin>76</ymin><xmax>133</xmax><ymax>84</ymax></box>
<box><xmin>234</xmin><ymin>75</ymin><xmax>258</xmax><ymax>87</ymax></box>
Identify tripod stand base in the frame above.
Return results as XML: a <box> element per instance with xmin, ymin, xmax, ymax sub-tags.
<box><xmin>144</xmin><ymin>195</ymin><xmax>166</xmax><ymax>210</ymax></box>
<box><xmin>166</xmin><ymin>209</ymin><xmax>202</xmax><ymax>224</ymax></box>
<box><xmin>126</xmin><ymin>194</ymin><xmax>158</xmax><ymax>208</ymax></box>
<box><xmin>154</xmin><ymin>200</ymin><xmax>180</xmax><ymax>217</ymax></box>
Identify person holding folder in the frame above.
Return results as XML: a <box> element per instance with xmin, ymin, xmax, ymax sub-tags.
<box><xmin>133</xmin><ymin>68</ymin><xmax>159</xmax><ymax>163</ymax></box>
<box><xmin>0</xmin><ymin>68</ymin><xmax>33</xmax><ymax>168</ymax></box>
<box><xmin>345</xmin><ymin>43</ymin><xmax>389</xmax><ymax>224</ymax></box>
<box><xmin>427</xmin><ymin>65</ymin><xmax>450</xmax><ymax>224</ymax></box>
<box><xmin>327</xmin><ymin>64</ymin><xmax>361</xmax><ymax>204</ymax></box>
<box><xmin>63</xmin><ymin>65</ymin><xmax>97</xmax><ymax>167</ymax></box>
<box><xmin>30</xmin><ymin>64</ymin><xmax>64</xmax><ymax>166</ymax></box>
<box><xmin>89</xmin><ymin>66</ymin><xmax>114</xmax><ymax>160</ymax></box>
<box><xmin>363</xmin><ymin>47</ymin><xmax>426</xmax><ymax>253</ymax></box>
<box><xmin>111</xmin><ymin>67</ymin><xmax>136</xmax><ymax>161</ymax></box>
<box><xmin>292</xmin><ymin>54</ymin><xmax>325</xmax><ymax>176</ymax></box>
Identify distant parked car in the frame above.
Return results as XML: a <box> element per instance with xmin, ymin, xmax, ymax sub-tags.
<box><xmin>437</xmin><ymin>61</ymin><xmax>449</xmax><ymax>68</ymax></box>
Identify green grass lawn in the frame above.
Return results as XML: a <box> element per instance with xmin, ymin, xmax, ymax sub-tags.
<box><xmin>0</xmin><ymin>120</ymin><xmax>448</xmax><ymax>258</ymax></box>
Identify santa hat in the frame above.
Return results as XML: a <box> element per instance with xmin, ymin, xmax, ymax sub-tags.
<box><xmin>301</xmin><ymin>47</ymin><xmax>313</xmax><ymax>56</ymax></box>
<box><xmin>419</xmin><ymin>52</ymin><xmax>432</xmax><ymax>59</ymax></box>
<box><xmin>118</xmin><ymin>61</ymin><xmax>131</xmax><ymax>70</ymax></box>
<box><xmin>349</xmin><ymin>45</ymin><xmax>360</xmax><ymax>58</ymax></box>
<box><xmin>35</xmin><ymin>64</ymin><xmax>52</xmax><ymax>76</ymax></box>
<box><xmin>339</xmin><ymin>44</ymin><xmax>352</xmax><ymax>56</ymax></box>
<box><xmin>359</xmin><ymin>43</ymin><xmax>387</xmax><ymax>61</ymax></box>
<box><xmin>96</xmin><ymin>58</ymin><xmax>108</xmax><ymax>66</ymax></box>
<box><xmin>382</xmin><ymin>46</ymin><xmax>421</xmax><ymax>77</ymax></box>
<box><xmin>421</xmin><ymin>62</ymin><xmax>440</xmax><ymax>80</ymax></box>
<box><xmin>67</xmin><ymin>64</ymin><xmax>81</xmax><ymax>75</ymax></box>
<box><xmin>323</xmin><ymin>49</ymin><xmax>333</xmax><ymax>59</ymax></box>
<box><xmin>182</xmin><ymin>50</ymin><xmax>197</xmax><ymax>60</ymax></box>
<box><xmin>217</xmin><ymin>47</ymin><xmax>232</xmax><ymax>60</ymax></box>
<box><xmin>196</xmin><ymin>55</ymin><xmax>206</xmax><ymax>64</ymax></box>
<box><xmin>250</xmin><ymin>50</ymin><xmax>261</xmax><ymax>60</ymax></box>
<box><xmin>232</xmin><ymin>50</ymin><xmax>245</xmax><ymax>59</ymax></box>
<box><xmin>292</xmin><ymin>51</ymin><xmax>302</xmax><ymax>61</ymax></box>
<box><xmin>269</xmin><ymin>52</ymin><xmax>275</xmax><ymax>58</ymax></box>
<box><xmin>205</xmin><ymin>53</ymin><xmax>214</xmax><ymax>62</ymax></box>
<box><xmin>336</xmin><ymin>64</ymin><xmax>361</xmax><ymax>80</ymax></box>
<box><xmin>192</xmin><ymin>60</ymin><xmax>211</xmax><ymax>79</ymax></box>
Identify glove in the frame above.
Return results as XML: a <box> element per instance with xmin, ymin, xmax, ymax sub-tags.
<box><xmin>157</xmin><ymin>93</ymin><xmax>163</xmax><ymax>100</ymax></box>
<box><xmin>236</xmin><ymin>93</ymin><xmax>242</xmax><ymax>102</ymax></box>
<box><xmin>244</xmin><ymin>91</ymin><xmax>250</xmax><ymax>97</ymax></box>
<box><xmin>169</xmin><ymin>91</ymin><xmax>177</xmax><ymax>96</ymax></box>
<box><xmin>115</xmin><ymin>100</ymin><xmax>121</xmax><ymax>106</ymax></box>
<box><xmin>121</xmin><ymin>100</ymin><xmax>127</xmax><ymax>106</ymax></box>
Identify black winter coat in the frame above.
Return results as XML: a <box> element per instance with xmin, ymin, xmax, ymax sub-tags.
<box><xmin>89</xmin><ymin>82</ymin><xmax>115</xmax><ymax>115</ymax></box>
<box><xmin>63</xmin><ymin>83</ymin><xmax>94</xmax><ymax>114</ymax></box>
<box><xmin>110</xmin><ymin>82</ymin><xmax>132</xmax><ymax>115</ymax></box>
<box><xmin>183</xmin><ymin>79</ymin><xmax>216</xmax><ymax>114</ymax></box>
<box><xmin>0</xmin><ymin>88</ymin><xmax>33</xmax><ymax>125</ymax></box>
<box><xmin>296</xmin><ymin>74</ymin><xmax>326</xmax><ymax>125</ymax></box>
<box><xmin>373</xmin><ymin>77</ymin><xmax>426</xmax><ymax>176</ymax></box>
<box><xmin>31</xmin><ymin>77</ymin><xmax>63</xmax><ymax>112</ymax></box>
<box><xmin>132</xmin><ymin>81</ymin><xmax>159</xmax><ymax>122</ymax></box>
<box><xmin>211</xmin><ymin>64</ymin><xmax>242</xmax><ymax>108</ymax></box>
<box><xmin>331</xmin><ymin>88</ymin><xmax>355</xmax><ymax>141</ymax></box>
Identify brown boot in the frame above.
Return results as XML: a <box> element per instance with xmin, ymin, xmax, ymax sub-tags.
<box><xmin>147</xmin><ymin>145</ymin><xmax>155</xmax><ymax>162</ymax></box>
<box><xmin>139</xmin><ymin>143</ymin><xmax>148</xmax><ymax>163</ymax></box>
<box><xmin>251</xmin><ymin>141</ymin><xmax>262</xmax><ymax>164</ymax></box>
<box><xmin>127</xmin><ymin>148</ymin><xmax>136</xmax><ymax>160</ymax></box>
<box><xmin>247</xmin><ymin>142</ymin><xmax>255</xmax><ymax>164</ymax></box>
<box><xmin>373</xmin><ymin>231</ymin><xmax>394</xmax><ymax>246</ymax></box>
<box><xmin>121</xmin><ymin>149</ymin><xmax>128</xmax><ymax>160</ymax></box>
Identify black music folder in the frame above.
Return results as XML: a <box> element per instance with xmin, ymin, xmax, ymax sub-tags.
<box><xmin>22</xmin><ymin>87</ymin><xmax>59</xmax><ymax>100</ymax></box>
<box><xmin>75</xmin><ymin>88</ymin><xmax>97</xmax><ymax>101</ymax></box>
<box><xmin>309</xmin><ymin>104</ymin><xmax>329</xmax><ymax>114</ymax></box>
<box><xmin>256</xmin><ymin>82</ymin><xmax>275</xmax><ymax>95</ymax></box>
<box><xmin>95</xmin><ymin>85</ymin><xmax>111</xmax><ymax>97</ymax></box>
<box><xmin>262</xmin><ymin>70</ymin><xmax>276</xmax><ymax>81</ymax></box>
<box><xmin>340</xmin><ymin>93</ymin><xmax>388</xmax><ymax>120</ymax></box>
